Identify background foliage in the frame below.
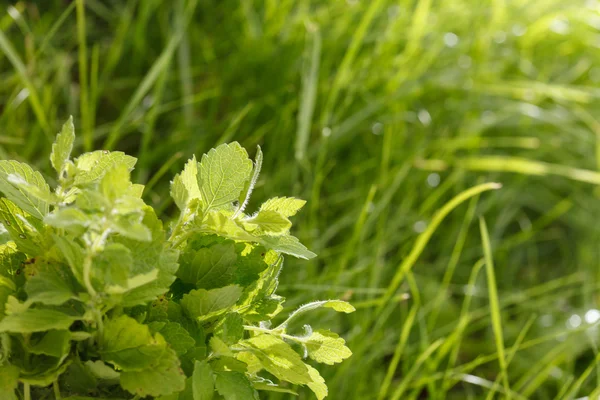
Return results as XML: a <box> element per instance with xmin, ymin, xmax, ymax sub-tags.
<box><xmin>2</xmin><ymin>0</ymin><xmax>600</xmax><ymax>398</ymax></box>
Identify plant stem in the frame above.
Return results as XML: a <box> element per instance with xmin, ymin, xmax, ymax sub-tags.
<box><xmin>24</xmin><ymin>383</ymin><xmax>31</xmax><ymax>400</ymax></box>
<box><xmin>53</xmin><ymin>381</ymin><xmax>61</xmax><ymax>400</ymax></box>
<box><xmin>82</xmin><ymin>252</ymin><xmax>97</xmax><ymax>298</ymax></box>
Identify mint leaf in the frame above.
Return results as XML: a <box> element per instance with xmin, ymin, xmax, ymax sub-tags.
<box><xmin>306</xmin><ymin>364</ymin><xmax>328</xmax><ymax>400</ymax></box>
<box><xmin>0</xmin><ymin>160</ymin><xmax>51</xmax><ymax>219</ymax></box>
<box><xmin>120</xmin><ymin>347</ymin><xmax>185</xmax><ymax>397</ymax></box>
<box><xmin>259</xmin><ymin>197</ymin><xmax>306</xmax><ymax>217</ymax></box>
<box><xmin>171</xmin><ymin>156</ymin><xmax>201</xmax><ymax>211</ymax></box>
<box><xmin>192</xmin><ymin>360</ymin><xmax>214</xmax><ymax>400</ymax></box>
<box><xmin>304</xmin><ymin>329</ymin><xmax>352</xmax><ymax>365</ymax></box>
<box><xmin>181</xmin><ymin>285</ymin><xmax>243</xmax><ymax>322</ymax></box>
<box><xmin>27</xmin><ymin>330</ymin><xmax>71</xmax><ymax>357</ymax></box>
<box><xmin>235</xmin><ymin>145</ymin><xmax>262</xmax><ymax>217</ymax></box>
<box><xmin>214</xmin><ymin>371</ymin><xmax>259</xmax><ymax>400</ymax></box>
<box><xmin>101</xmin><ymin>315</ymin><xmax>167</xmax><ymax>371</ymax></box>
<box><xmin>198</xmin><ymin>142</ymin><xmax>253</xmax><ymax>211</ymax></box>
<box><xmin>260</xmin><ymin>235</ymin><xmax>316</xmax><ymax>260</ymax></box>
<box><xmin>0</xmin><ymin>364</ymin><xmax>19</xmax><ymax>400</ymax></box>
<box><xmin>0</xmin><ymin>309</ymin><xmax>78</xmax><ymax>333</ymax></box>
<box><xmin>74</xmin><ymin>151</ymin><xmax>137</xmax><ymax>186</ymax></box>
<box><xmin>244</xmin><ymin>210</ymin><xmax>291</xmax><ymax>235</ymax></box>
<box><xmin>241</xmin><ymin>334</ymin><xmax>311</xmax><ymax>385</ymax></box>
<box><xmin>0</xmin><ymin>198</ymin><xmax>46</xmax><ymax>255</ymax></box>
<box><xmin>26</xmin><ymin>268</ymin><xmax>76</xmax><ymax>306</ymax></box>
<box><xmin>215</xmin><ymin>313</ymin><xmax>244</xmax><ymax>345</ymax></box>
<box><xmin>159</xmin><ymin>322</ymin><xmax>196</xmax><ymax>356</ymax></box>
<box><xmin>51</xmin><ymin>116</ymin><xmax>75</xmax><ymax>175</ymax></box>
<box><xmin>177</xmin><ymin>242</ymin><xmax>237</xmax><ymax>289</ymax></box>
<box><xmin>321</xmin><ymin>300</ymin><xmax>356</xmax><ymax>313</ymax></box>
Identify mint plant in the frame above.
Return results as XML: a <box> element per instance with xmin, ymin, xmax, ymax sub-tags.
<box><xmin>0</xmin><ymin>118</ymin><xmax>354</xmax><ymax>400</ymax></box>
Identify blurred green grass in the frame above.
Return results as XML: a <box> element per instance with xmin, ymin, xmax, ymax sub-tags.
<box><xmin>3</xmin><ymin>0</ymin><xmax>600</xmax><ymax>398</ymax></box>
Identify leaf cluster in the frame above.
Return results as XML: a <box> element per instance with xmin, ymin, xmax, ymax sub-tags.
<box><xmin>0</xmin><ymin>118</ymin><xmax>353</xmax><ymax>400</ymax></box>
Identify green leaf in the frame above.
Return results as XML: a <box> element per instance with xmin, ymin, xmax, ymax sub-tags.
<box><xmin>0</xmin><ymin>309</ymin><xmax>78</xmax><ymax>333</ymax></box>
<box><xmin>320</xmin><ymin>300</ymin><xmax>355</xmax><ymax>313</ymax></box>
<box><xmin>0</xmin><ymin>198</ymin><xmax>46</xmax><ymax>256</ymax></box>
<box><xmin>177</xmin><ymin>242</ymin><xmax>237</xmax><ymax>289</ymax></box>
<box><xmin>53</xmin><ymin>235</ymin><xmax>85</xmax><ymax>285</ymax></box>
<box><xmin>241</xmin><ymin>334</ymin><xmax>311</xmax><ymax>385</ymax></box>
<box><xmin>62</xmin><ymin>359</ymin><xmax>98</xmax><ymax>395</ymax></box>
<box><xmin>100</xmin><ymin>164</ymin><xmax>132</xmax><ymax>202</ymax></box>
<box><xmin>84</xmin><ymin>360</ymin><xmax>120</xmax><ymax>382</ymax></box>
<box><xmin>306</xmin><ymin>364</ymin><xmax>328</xmax><ymax>400</ymax></box>
<box><xmin>243</xmin><ymin>210</ymin><xmax>291</xmax><ymax>235</ymax></box>
<box><xmin>44</xmin><ymin>208</ymin><xmax>90</xmax><ymax>234</ymax></box>
<box><xmin>209</xmin><ymin>336</ymin><xmax>233</xmax><ymax>358</ymax></box>
<box><xmin>259</xmin><ymin>197</ymin><xmax>306</xmax><ymax>217</ymax></box>
<box><xmin>192</xmin><ymin>360</ymin><xmax>214</xmax><ymax>400</ymax></box>
<box><xmin>117</xmin><ymin>208</ymin><xmax>179</xmax><ymax>306</ymax></box>
<box><xmin>198</xmin><ymin>143</ymin><xmax>253</xmax><ymax>211</ymax></box>
<box><xmin>215</xmin><ymin>313</ymin><xmax>244</xmax><ymax>345</ymax></box>
<box><xmin>101</xmin><ymin>315</ymin><xmax>167</xmax><ymax>371</ymax></box>
<box><xmin>171</xmin><ymin>156</ymin><xmax>201</xmax><ymax>211</ymax></box>
<box><xmin>181</xmin><ymin>285</ymin><xmax>243</xmax><ymax>322</ymax></box>
<box><xmin>0</xmin><ymin>364</ymin><xmax>19</xmax><ymax>400</ymax></box>
<box><xmin>93</xmin><ymin>243</ymin><xmax>133</xmax><ymax>290</ymax></box>
<box><xmin>120</xmin><ymin>347</ymin><xmax>185</xmax><ymax>397</ymax></box>
<box><xmin>25</xmin><ymin>261</ymin><xmax>77</xmax><ymax>306</ymax></box>
<box><xmin>214</xmin><ymin>371</ymin><xmax>259</xmax><ymax>400</ymax></box>
<box><xmin>235</xmin><ymin>145</ymin><xmax>262</xmax><ymax>216</ymax></box>
<box><xmin>0</xmin><ymin>160</ymin><xmax>51</xmax><ymax>219</ymax></box>
<box><xmin>159</xmin><ymin>322</ymin><xmax>196</xmax><ymax>356</ymax></box>
<box><xmin>74</xmin><ymin>151</ymin><xmax>137</xmax><ymax>186</ymax></box>
<box><xmin>51</xmin><ymin>116</ymin><xmax>75</xmax><ymax>175</ymax></box>
<box><xmin>252</xmin><ymin>381</ymin><xmax>298</xmax><ymax>395</ymax></box>
<box><xmin>260</xmin><ymin>235</ymin><xmax>316</xmax><ymax>260</ymax></box>
<box><xmin>303</xmin><ymin>329</ymin><xmax>352</xmax><ymax>365</ymax></box>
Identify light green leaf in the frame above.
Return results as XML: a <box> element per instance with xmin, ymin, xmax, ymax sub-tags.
<box><xmin>0</xmin><ymin>198</ymin><xmax>46</xmax><ymax>255</ymax></box>
<box><xmin>84</xmin><ymin>360</ymin><xmax>120</xmax><ymax>382</ymax></box>
<box><xmin>171</xmin><ymin>156</ymin><xmax>201</xmax><ymax>211</ymax></box>
<box><xmin>101</xmin><ymin>315</ymin><xmax>167</xmax><ymax>371</ymax></box>
<box><xmin>252</xmin><ymin>381</ymin><xmax>298</xmax><ymax>395</ymax></box>
<box><xmin>306</xmin><ymin>364</ymin><xmax>328</xmax><ymax>400</ymax></box>
<box><xmin>112</xmin><ymin>216</ymin><xmax>152</xmax><ymax>242</ymax></box>
<box><xmin>202</xmin><ymin>211</ymin><xmax>257</xmax><ymax>242</ymax></box>
<box><xmin>259</xmin><ymin>197</ymin><xmax>306</xmax><ymax>218</ymax></box>
<box><xmin>181</xmin><ymin>285</ymin><xmax>243</xmax><ymax>322</ymax></box>
<box><xmin>260</xmin><ymin>235</ymin><xmax>316</xmax><ymax>259</ymax></box>
<box><xmin>44</xmin><ymin>208</ymin><xmax>90</xmax><ymax>233</ymax></box>
<box><xmin>120</xmin><ymin>347</ymin><xmax>185</xmax><ymax>397</ymax></box>
<box><xmin>215</xmin><ymin>313</ymin><xmax>244</xmax><ymax>345</ymax></box>
<box><xmin>25</xmin><ymin>269</ymin><xmax>75</xmax><ymax>306</ymax></box>
<box><xmin>159</xmin><ymin>322</ymin><xmax>195</xmax><ymax>356</ymax></box>
<box><xmin>235</xmin><ymin>146</ymin><xmax>262</xmax><ymax>216</ymax></box>
<box><xmin>100</xmin><ymin>164</ymin><xmax>132</xmax><ymax>202</ymax></box>
<box><xmin>214</xmin><ymin>371</ymin><xmax>259</xmax><ymax>400</ymax></box>
<box><xmin>303</xmin><ymin>329</ymin><xmax>352</xmax><ymax>365</ymax></box>
<box><xmin>241</xmin><ymin>334</ymin><xmax>311</xmax><ymax>385</ymax></box>
<box><xmin>0</xmin><ymin>309</ymin><xmax>78</xmax><ymax>333</ymax></box>
<box><xmin>53</xmin><ymin>235</ymin><xmax>85</xmax><ymax>285</ymax></box>
<box><xmin>177</xmin><ymin>242</ymin><xmax>237</xmax><ymax>289</ymax></box>
<box><xmin>209</xmin><ymin>336</ymin><xmax>233</xmax><ymax>357</ymax></box>
<box><xmin>118</xmin><ymin>208</ymin><xmax>179</xmax><ymax>306</ymax></box>
<box><xmin>0</xmin><ymin>160</ymin><xmax>51</xmax><ymax>219</ymax></box>
<box><xmin>192</xmin><ymin>360</ymin><xmax>214</xmax><ymax>400</ymax></box>
<box><xmin>0</xmin><ymin>364</ymin><xmax>19</xmax><ymax>400</ymax></box>
<box><xmin>244</xmin><ymin>210</ymin><xmax>291</xmax><ymax>235</ymax></box>
<box><xmin>27</xmin><ymin>330</ymin><xmax>71</xmax><ymax>357</ymax></box>
<box><xmin>198</xmin><ymin>142</ymin><xmax>253</xmax><ymax>211</ymax></box>
<box><xmin>51</xmin><ymin>116</ymin><xmax>75</xmax><ymax>175</ymax></box>
<box><xmin>74</xmin><ymin>151</ymin><xmax>137</xmax><ymax>185</ymax></box>
<box><xmin>321</xmin><ymin>300</ymin><xmax>355</xmax><ymax>313</ymax></box>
